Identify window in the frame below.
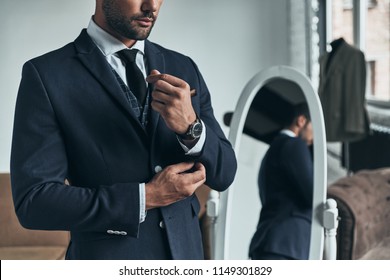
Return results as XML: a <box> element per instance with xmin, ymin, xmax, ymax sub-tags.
<box><xmin>366</xmin><ymin>60</ymin><xmax>376</xmax><ymax>96</ymax></box>
<box><xmin>328</xmin><ymin>0</ymin><xmax>390</xmax><ymax>103</ymax></box>
<box><xmin>344</xmin><ymin>0</ymin><xmax>378</xmax><ymax>10</ymax></box>
<box><xmin>334</xmin><ymin>0</ymin><xmax>354</xmax><ymax>44</ymax></box>
<box><xmin>343</xmin><ymin>0</ymin><xmax>353</xmax><ymax>10</ymax></box>
<box><xmin>365</xmin><ymin>0</ymin><xmax>389</xmax><ymax>102</ymax></box>
<box><xmin>367</xmin><ymin>0</ymin><xmax>378</xmax><ymax>9</ymax></box>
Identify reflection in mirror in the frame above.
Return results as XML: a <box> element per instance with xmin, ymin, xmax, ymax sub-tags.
<box><xmin>214</xmin><ymin>66</ymin><xmax>327</xmax><ymax>260</ymax></box>
<box><xmin>224</xmin><ymin>78</ymin><xmax>313</xmax><ymax>260</ymax></box>
<box><xmin>248</xmin><ymin>80</ymin><xmax>313</xmax><ymax>260</ymax></box>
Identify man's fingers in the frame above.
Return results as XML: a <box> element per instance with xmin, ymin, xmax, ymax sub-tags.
<box><xmin>148</xmin><ymin>73</ymin><xmax>196</xmax><ymax>97</ymax></box>
<box><xmin>180</xmin><ymin>162</ymin><xmax>206</xmax><ymax>183</ymax></box>
<box><xmin>190</xmin><ymin>163</ymin><xmax>206</xmax><ymax>181</ymax></box>
<box><xmin>146</xmin><ymin>70</ymin><xmax>163</xmax><ymax>84</ymax></box>
<box><xmin>191</xmin><ymin>162</ymin><xmax>206</xmax><ymax>174</ymax></box>
<box><xmin>167</xmin><ymin>162</ymin><xmax>196</xmax><ymax>174</ymax></box>
<box><xmin>146</xmin><ymin>73</ymin><xmax>164</xmax><ymax>84</ymax></box>
<box><xmin>146</xmin><ymin>69</ymin><xmax>188</xmax><ymax>89</ymax></box>
<box><xmin>165</xmin><ymin>162</ymin><xmax>206</xmax><ymax>183</ymax></box>
<box><xmin>146</xmin><ymin>162</ymin><xmax>206</xmax><ymax>209</ymax></box>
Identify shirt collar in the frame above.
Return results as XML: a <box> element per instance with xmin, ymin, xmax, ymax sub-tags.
<box><xmin>86</xmin><ymin>18</ymin><xmax>145</xmax><ymax>57</ymax></box>
<box><xmin>280</xmin><ymin>129</ymin><xmax>297</xmax><ymax>138</ymax></box>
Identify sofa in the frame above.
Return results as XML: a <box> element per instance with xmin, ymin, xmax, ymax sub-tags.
<box><xmin>0</xmin><ymin>173</ymin><xmax>69</xmax><ymax>260</ymax></box>
<box><xmin>327</xmin><ymin>168</ymin><xmax>390</xmax><ymax>259</ymax></box>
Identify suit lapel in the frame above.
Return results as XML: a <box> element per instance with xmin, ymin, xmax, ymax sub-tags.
<box><xmin>74</xmin><ymin>30</ymin><xmax>143</xmax><ymax>129</ymax></box>
<box><xmin>74</xmin><ymin>31</ymin><xmax>167</xmax><ymax>142</ymax></box>
<box><xmin>320</xmin><ymin>54</ymin><xmax>337</xmax><ymax>88</ymax></box>
<box><xmin>145</xmin><ymin>40</ymin><xmax>165</xmax><ymax>138</ymax></box>
<box><xmin>323</xmin><ymin>40</ymin><xmax>348</xmax><ymax>84</ymax></box>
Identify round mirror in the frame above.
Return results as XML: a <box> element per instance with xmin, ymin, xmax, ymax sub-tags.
<box><xmin>211</xmin><ymin>66</ymin><xmax>327</xmax><ymax>260</ymax></box>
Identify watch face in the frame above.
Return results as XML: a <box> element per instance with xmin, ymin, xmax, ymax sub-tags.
<box><xmin>192</xmin><ymin>122</ymin><xmax>203</xmax><ymax>138</ymax></box>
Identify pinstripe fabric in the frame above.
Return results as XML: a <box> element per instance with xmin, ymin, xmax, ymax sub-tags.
<box><xmin>111</xmin><ymin>67</ymin><xmax>150</xmax><ymax>127</ymax></box>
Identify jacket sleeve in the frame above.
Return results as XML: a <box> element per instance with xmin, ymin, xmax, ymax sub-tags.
<box><xmin>185</xmin><ymin>59</ymin><xmax>237</xmax><ymax>192</ymax></box>
<box><xmin>344</xmin><ymin>50</ymin><xmax>367</xmax><ymax>134</ymax></box>
<box><xmin>10</xmin><ymin>61</ymin><xmax>141</xmax><ymax>237</ymax></box>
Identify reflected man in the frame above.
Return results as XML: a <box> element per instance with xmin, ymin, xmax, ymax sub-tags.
<box><xmin>249</xmin><ymin>103</ymin><xmax>313</xmax><ymax>260</ymax></box>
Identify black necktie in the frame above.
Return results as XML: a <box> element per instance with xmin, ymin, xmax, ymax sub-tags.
<box><xmin>117</xmin><ymin>49</ymin><xmax>147</xmax><ymax>106</ymax></box>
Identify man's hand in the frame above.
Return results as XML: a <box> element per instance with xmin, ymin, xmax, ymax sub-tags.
<box><xmin>145</xmin><ymin>162</ymin><xmax>206</xmax><ymax>210</ymax></box>
<box><xmin>146</xmin><ymin>69</ymin><xmax>196</xmax><ymax>134</ymax></box>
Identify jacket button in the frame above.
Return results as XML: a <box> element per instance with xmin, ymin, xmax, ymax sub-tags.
<box><xmin>107</xmin><ymin>230</ymin><xmax>114</xmax><ymax>234</ymax></box>
<box><xmin>154</xmin><ymin>165</ymin><xmax>162</xmax><ymax>173</ymax></box>
<box><xmin>159</xmin><ymin>220</ymin><xmax>165</xmax><ymax>229</ymax></box>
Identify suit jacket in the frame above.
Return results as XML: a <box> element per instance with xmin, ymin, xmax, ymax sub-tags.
<box><xmin>249</xmin><ymin>133</ymin><xmax>313</xmax><ymax>260</ymax></box>
<box><xmin>10</xmin><ymin>30</ymin><xmax>237</xmax><ymax>260</ymax></box>
<box><xmin>318</xmin><ymin>38</ymin><xmax>370</xmax><ymax>142</ymax></box>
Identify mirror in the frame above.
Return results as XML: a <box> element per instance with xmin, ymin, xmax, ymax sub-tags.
<box><xmin>211</xmin><ymin>66</ymin><xmax>327</xmax><ymax>260</ymax></box>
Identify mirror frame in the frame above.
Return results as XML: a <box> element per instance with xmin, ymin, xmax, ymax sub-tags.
<box><xmin>213</xmin><ymin>65</ymin><xmax>327</xmax><ymax>260</ymax></box>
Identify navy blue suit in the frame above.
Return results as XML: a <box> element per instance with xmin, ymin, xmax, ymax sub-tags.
<box><xmin>10</xmin><ymin>30</ymin><xmax>237</xmax><ymax>260</ymax></box>
<box><xmin>249</xmin><ymin>133</ymin><xmax>313</xmax><ymax>260</ymax></box>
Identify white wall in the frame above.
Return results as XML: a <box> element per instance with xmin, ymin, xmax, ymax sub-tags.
<box><xmin>0</xmin><ymin>0</ymin><xmax>95</xmax><ymax>172</ymax></box>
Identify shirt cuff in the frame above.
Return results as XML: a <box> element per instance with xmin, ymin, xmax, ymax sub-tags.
<box><xmin>178</xmin><ymin>120</ymin><xmax>206</xmax><ymax>155</ymax></box>
<box><xmin>139</xmin><ymin>183</ymin><xmax>146</xmax><ymax>223</ymax></box>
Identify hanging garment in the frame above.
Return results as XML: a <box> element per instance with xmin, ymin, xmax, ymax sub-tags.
<box><xmin>318</xmin><ymin>38</ymin><xmax>370</xmax><ymax>142</ymax></box>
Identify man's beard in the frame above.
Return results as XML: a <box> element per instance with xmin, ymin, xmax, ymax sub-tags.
<box><xmin>103</xmin><ymin>1</ymin><xmax>155</xmax><ymax>40</ymax></box>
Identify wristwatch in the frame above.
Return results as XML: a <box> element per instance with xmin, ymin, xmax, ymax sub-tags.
<box><xmin>179</xmin><ymin>117</ymin><xmax>203</xmax><ymax>140</ymax></box>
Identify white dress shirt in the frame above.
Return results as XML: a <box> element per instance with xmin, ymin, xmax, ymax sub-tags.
<box><xmin>280</xmin><ymin>129</ymin><xmax>296</xmax><ymax>138</ymax></box>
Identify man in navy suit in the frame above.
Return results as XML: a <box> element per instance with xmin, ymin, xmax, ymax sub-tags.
<box><xmin>10</xmin><ymin>0</ymin><xmax>237</xmax><ymax>260</ymax></box>
<box><xmin>249</xmin><ymin>103</ymin><xmax>313</xmax><ymax>260</ymax></box>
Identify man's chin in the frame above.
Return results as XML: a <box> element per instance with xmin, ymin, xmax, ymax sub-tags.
<box><xmin>129</xmin><ymin>28</ymin><xmax>153</xmax><ymax>41</ymax></box>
